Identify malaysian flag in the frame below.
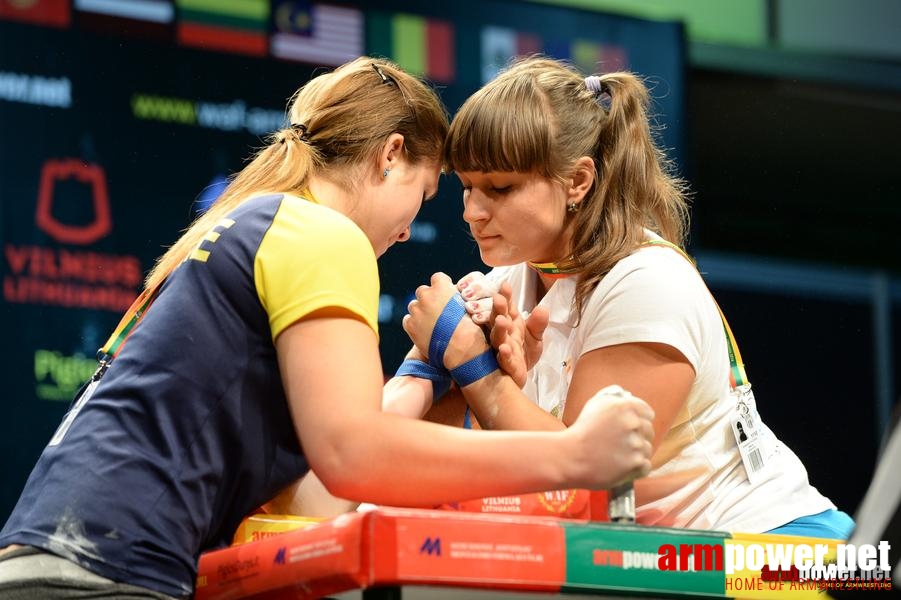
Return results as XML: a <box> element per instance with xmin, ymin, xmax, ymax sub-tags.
<box><xmin>270</xmin><ymin>2</ymin><xmax>363</xmax><ymax>68</ymax></box>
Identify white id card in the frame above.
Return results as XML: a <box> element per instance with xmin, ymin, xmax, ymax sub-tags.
<box><xmin>730</xmin><ymin>383</ymin><xmax>776</xmax><ymax>484</ymax></box>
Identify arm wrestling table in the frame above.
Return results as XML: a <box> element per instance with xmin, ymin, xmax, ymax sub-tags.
<box><xmin>195</xmin><ymin>507</ymin><xmax>841</xmax><ymax>599</ymax></box>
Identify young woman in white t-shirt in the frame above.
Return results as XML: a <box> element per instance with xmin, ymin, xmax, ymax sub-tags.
<box><xmin>401</xmin><ymin>56</ymin><xmax>853</xmax><ymax>538</ymax></box>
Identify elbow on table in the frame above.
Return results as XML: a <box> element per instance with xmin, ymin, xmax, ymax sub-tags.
<box><xmin>307</xmin><ymin>443</ymin><xmax>380</xmax><ymax>502</ymax></box>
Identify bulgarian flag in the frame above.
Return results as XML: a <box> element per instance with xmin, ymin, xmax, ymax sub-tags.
<box><xmin>367</xmin><ymin>11</ymin><xmax>455</xmax><ymax>84</ymax></box>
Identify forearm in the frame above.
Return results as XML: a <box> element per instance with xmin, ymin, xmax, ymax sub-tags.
<box><xmin>461</xmin><ymin>370</ymin><xmax>565</xmax><ymax>431</ymax></box>
<box><xmin>316</xmin><ymin>410</ymin><xmax>577</xmax><ymax>507</ymax></box>
<box><xmin>382</xmin><ymin>375</ymin><xmax>433</xmax><ymax>419</ymax></box>
<box><xmin>422</xmin><ymin>387</ymin><xmax>470</xmax><ymax>428</ymax></box>
<box><xmin>281</xmin><ymin>313</ymin><xmax>652</xmax><ymax>511</ymax></box>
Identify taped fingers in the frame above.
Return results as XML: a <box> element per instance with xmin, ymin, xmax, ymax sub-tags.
<box><xmin>457</xmin><ymin>271</ymin><xmax>498</xmax><ymax>300</ymax></box>
<box><xmin>464</xmin><ymin>297</ymin><xmax>494</xmax><ymax>323</ymax></box>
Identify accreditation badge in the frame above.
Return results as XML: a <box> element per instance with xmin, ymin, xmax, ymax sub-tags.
<box><xmin>730</xmin><ymin>383</ymin><xmax>777</xmax><ymax>484</ymax></box>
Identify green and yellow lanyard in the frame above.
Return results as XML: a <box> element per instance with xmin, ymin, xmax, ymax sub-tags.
<box><xmin>642</xmin><ymin>239</ymin><xmax>748</xmax><ymax>388</ymax></box>
<box><xmin>90</xmin><ymin>284</ymin><xmax>162</xmax><ymax>381</ymax></box>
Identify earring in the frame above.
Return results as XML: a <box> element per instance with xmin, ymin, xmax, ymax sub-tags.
<box><xmin>383</xmin><ymin>168</ymin><xmax>390</xmax><ymax>178</ymax></box>
<box><xmin>567</xmin><ymin>202</ymin><xmax>579</xmax><ymax>213</ymax></box>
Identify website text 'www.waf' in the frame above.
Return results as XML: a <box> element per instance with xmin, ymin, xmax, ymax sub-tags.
<box><xmin>131</xmin><ymin>94</ymin><xmax>284</xmax><ymax>135</ymax></box>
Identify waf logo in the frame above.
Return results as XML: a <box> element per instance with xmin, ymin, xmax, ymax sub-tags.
<box><xmin>536</xmin><ymin>489</ymin><xmax>579</xmax><ymax>514</ymax></box>
<box><xmin>36</xmin><ymin>159</ymin><xmax>111</xmax><ymax>245</ymax></box>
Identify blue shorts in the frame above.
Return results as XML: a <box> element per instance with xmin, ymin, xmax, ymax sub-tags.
<box><xmin>765</xmin><ymin>509</ymin><xmax>855</xmax><ymax>540</ymax></box>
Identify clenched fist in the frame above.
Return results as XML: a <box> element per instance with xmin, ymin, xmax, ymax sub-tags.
<box><xmin>565</xmin><ymin>385</ymin><xmax>655</xmax><ymax>490</ymax></box>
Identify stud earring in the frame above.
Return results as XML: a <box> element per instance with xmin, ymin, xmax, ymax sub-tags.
<box><xmin>567</xmin><ymin>202</ymin><xmax>579</xmax><ymax>213</ymax></box>
<box><xmin>383</xmin><ymin>168</ymin><xmax>390</xmax><ymax>178</ymax></box>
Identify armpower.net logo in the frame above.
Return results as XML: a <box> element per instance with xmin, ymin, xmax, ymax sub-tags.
<box><xmin>657</xmin><ymin>541</ymin><xmax>893</xmax><ymax>593</ymax></box>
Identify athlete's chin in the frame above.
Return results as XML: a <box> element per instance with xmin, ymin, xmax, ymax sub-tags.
<box><xmin>478</xmin><ymin>249</ymin><xmax>518</xmax><ymax>268</ymax></box>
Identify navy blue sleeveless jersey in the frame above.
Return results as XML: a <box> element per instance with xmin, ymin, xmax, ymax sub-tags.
<box><xmin>0</xmin><ymin>194</ymin><xmax>380</xmax><ymax>596</ymax></box>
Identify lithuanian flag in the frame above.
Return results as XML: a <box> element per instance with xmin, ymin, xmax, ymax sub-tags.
<box><xmin>176</xmin><ymin>0</ymin><xmax>269</xmax><ymax>56</ymax></box>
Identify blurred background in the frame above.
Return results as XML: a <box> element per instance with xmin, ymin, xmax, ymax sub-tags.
<box><xmin>1</xmin><ymin>0</ymin><xmax>898</xmax><ymax>526</ymax></box>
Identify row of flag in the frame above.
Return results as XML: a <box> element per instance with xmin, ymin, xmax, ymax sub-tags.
<box><xmin>0</xmin><ymin>0</ymin><xmax>366</xmax><ymax>66</ymax></box>
<box><xmin>0</xmin><ymin>0</ymin><xmax>452</xmax><ymax>80</ymax></box>
<box><xmin>480</xmin><ymin>25</ymin><xmax>627</xmax><ymax>83</ymax></box>
<box><xmin>1</xmin><ymin>0</ymin><xmax>627</xmax><ymax>83</ymax></box>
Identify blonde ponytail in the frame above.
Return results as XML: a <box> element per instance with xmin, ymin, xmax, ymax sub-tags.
<box><xmin>145</xmin><ymin>57</ymin><xmax>448</xmax><ymax>292</ymax></box>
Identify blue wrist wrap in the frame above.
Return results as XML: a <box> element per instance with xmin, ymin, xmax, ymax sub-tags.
<box><xmin>429</xmin><ymin>293</ymin><xmax>499</xmax><ymax>388</ymax></box>
<box><xmin>449</xmin><ymin>350</ymin><xmax>499</xmax><ymax>387</ymax></box>
<box><xmin>428</xmin><ymin>294</ymin><xmax>466</xmax><ymax>370</ymax></box>
<box><xmin>395</xmin><ymin>359</ymin><xmax>451</xmax><ymax>401</ymax></box>
<box><xmin>398</xmin><ymin>293</ymin><xmax>500</xmax><ymax>405</ymax></box>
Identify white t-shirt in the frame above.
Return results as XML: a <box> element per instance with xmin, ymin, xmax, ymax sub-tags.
<box><xmin>485</xmin><ymin>239</ymin><xmax>835</xmax><ymax>532</ymax></box>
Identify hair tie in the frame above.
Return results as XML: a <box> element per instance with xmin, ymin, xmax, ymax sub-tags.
<box><xmin>291</xmin><ymin>123</ymin><xmax>309</xmax><ymax>140</ymax></box>
<box><xmin>584</xmin><ymin>75</ymin><xmax>608</xmax><ymax>96</ymax></box>
<box><xmin>280</xmin><ymin>123</ymin><xmax>310</xmax><ymax>145</ymax></box>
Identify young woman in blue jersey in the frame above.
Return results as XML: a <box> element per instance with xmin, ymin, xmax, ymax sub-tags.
<box><xmin>401</xmin><ymin>57</ymin><xmax>854</xmax><ymax>540</ymax></box>
<box><xmin>0</xmin><ymin>58</ymin><xmax>656</xmax><ymax>599</ymax></box>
